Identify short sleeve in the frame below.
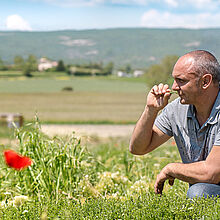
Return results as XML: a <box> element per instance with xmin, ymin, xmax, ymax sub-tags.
<box><xmin>154</xmin><ymin>106</ymin><xmax>173</xmax><ymax>137</ymax></box>
<box><xmin>214</xmin><ymin>128</ymin><xmax>220</xmax><ymax>146</ymax></box>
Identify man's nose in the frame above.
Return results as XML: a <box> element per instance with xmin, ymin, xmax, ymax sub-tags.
<box><xmin>172</xmin><ymin>81</ymin><xmax>179</xmax><ymax>91</ymax></box>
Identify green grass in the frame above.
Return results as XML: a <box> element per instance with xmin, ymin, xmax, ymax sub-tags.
<box><xmin>0</xmin><ymin>75</ymin><xmax>147</xmax><ymax>93</ymax></box>
<box><xmin>0</xmin><ymin>72</ymin><xmax>179</xmax><ymax>124</ymax></box>
<box><xmin>0</xmin><ymin>74</ymin><xmax>151</xmax><ymax>124</ymax></box>
<box><xmin>1</xmin><ymin>194</ymin><xmax>220</xmax><ymax>219</ymax></box>
<box><xmin>0</xmin><ymin>92</ymin><xmax>146</xmax><ymax>124</ymax></box>
<box><xmin>0</xmin><ymin>122</ymin><xmax>219</xmax><ymax>219</ymax></box>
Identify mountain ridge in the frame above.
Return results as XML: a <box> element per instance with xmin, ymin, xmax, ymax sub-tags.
<box><xmin>0</xmin><ymin>28</ymin><xmax>220</xmax><ymax>68</ymax></box>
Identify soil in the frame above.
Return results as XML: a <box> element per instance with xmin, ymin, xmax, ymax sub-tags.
<box><xmin>41</xmin><ymin>124</ymin><xmax>135</xmax><ymax>138</ymax></box>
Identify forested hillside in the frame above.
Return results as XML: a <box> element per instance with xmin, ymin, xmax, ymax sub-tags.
<box><xmin>1</xmin><ymin>28</ymin><xmax>220</xmax><ymax>68</ymax></box>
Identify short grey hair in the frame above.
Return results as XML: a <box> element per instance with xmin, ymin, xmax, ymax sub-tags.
<box><xmin>187</xmin><ymin>50</ymin><xmax>220</xmax><ymax>85</ymax></box>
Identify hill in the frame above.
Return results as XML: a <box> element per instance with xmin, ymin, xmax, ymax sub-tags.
<box><xmin>1</xmin><ymin>28</ymin><xmax>220</xmax><ymax>68</ymax></box>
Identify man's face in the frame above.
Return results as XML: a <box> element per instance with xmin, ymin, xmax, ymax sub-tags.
<box><xmin>171</xmin><ymin>56</ymin><xmax>203</xmax><ymax>105</ymax></box>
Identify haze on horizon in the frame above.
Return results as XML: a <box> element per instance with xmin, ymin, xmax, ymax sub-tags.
<box><xmin>0</xmin><ymin>0</ymin><xmax>220</xmax><ymax>31</ymax></box>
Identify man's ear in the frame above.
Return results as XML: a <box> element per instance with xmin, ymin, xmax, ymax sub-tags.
<box><xmin>202</xmin><ymin>74</ymin><xmax>212</xmax><ymax>89</ymax></box>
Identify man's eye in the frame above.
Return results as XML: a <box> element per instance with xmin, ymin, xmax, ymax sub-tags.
<box><xmin>178</xmin><ymin>79</ymin><xmax>185</xmax><ymax>83</ymax></box>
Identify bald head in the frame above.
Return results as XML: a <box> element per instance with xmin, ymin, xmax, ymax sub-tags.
<box><xmin>177</xmin><ymin>50</ymin><xmax>220</xmax><ymax>85</ymax></box>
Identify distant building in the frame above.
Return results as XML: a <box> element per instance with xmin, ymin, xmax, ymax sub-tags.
<box><xmin>38</xmin><ymin>57</ymin><xmax>58</xmax><ymax>71</ymax></box>
<box><xmin>117</xmin><ymin>71</ymin><xmax>127</xmax><ymax>77</ymax></box>
<box><xmin>133</xmin><ymin>70</ymin><xmax>144</xmax><ymax>77</ymax></box>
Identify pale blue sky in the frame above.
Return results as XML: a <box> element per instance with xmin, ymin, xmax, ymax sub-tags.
<box><xmin>1</xmin><ymin>0</ymin><xmax>220</xmax><ymax>31</ymax></box>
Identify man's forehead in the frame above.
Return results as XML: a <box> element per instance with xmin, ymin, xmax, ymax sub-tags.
<box><xmin>173</xmin><ymin>55</ymin><xmax>195</xmax><ymax>72</ymax></box>
<box><xmin>172</xmin><ymin>55</ymin><xmax>197</xmax><ymax>78</ymax></box>
<box><xmin>177</xmin><ymin>55</ymin><xmax>195</xmax><ymax>69</ymax></box>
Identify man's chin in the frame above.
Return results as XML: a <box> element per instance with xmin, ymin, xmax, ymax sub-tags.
<box><xmin>180</xmin><ymin>98</ymin><xmax>188</xmax><ymax>105</ymax></box>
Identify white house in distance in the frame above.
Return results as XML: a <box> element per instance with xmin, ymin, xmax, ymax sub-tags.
<box><xmin>117</xmin><ymin>70</ymin><xmax>144</xmax><ymax>77</ymax></box>
<box><xmin>38</xmin><ymin>57</ymin><xmax>58</xmax><ymax>71</ymax></box>
<box><xmin>117</xmin><ymin>71</ymin><xmax>128</xmax><ymax>77</ymax></box>
<box><xmin>133</xmin><ymin>70</ymin><xmax>144</xmax><ymax>77</ymax></box>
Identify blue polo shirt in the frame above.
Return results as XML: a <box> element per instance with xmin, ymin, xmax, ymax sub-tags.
<box><xmin>154</xmin><ymin>91</ymin><xmax>220</xmax><ymax>163</ymax></box>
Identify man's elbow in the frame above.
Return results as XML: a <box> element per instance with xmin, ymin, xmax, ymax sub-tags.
<box><xmin>129</xmin><ymin>142</ymin><xmax>148</xmax><ymax>155</ymax></box>
<box><xmin>203</xmin><ymin>168</ymin><xmax>220</xmax><ymax>184</ymax></box>
<box><xmin>207</xmin><ymin>171</ymin><xmax>220</xmax><ymax>184</ymax></box>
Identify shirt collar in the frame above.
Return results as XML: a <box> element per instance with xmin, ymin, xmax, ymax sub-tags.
<box><xmin>187</xmin><ymin>90</ymin><xmax>220</xmax><ymax>125</ymax></box>
<box><xmin>187</xmin><ymin>104</ymin><xmax>195</xmax><ymax>119</ymax></box>
<box><xmin>206</xmin><ymin>90</ymin><xmax>220</xmax><ymax>124</ymax></box>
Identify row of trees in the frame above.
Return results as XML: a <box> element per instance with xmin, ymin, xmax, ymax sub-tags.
<box><xmin>0</xmin><ymin>54</ymin><xmax>179</xmax><ymax>84</ymax></box>
<box><xmin>0</xmin><ymin>55</ymin><xmax>39</xmax><ymax>76</ymax></box>
<box><xmin>67</xmin><ymin>62</ymin><xmax>114</xmax><ymax>76</ymax></box>
<box><xmin>0</xmin><ymin>55</ymin><xmax>114</xmax><ymax>77</ymax></box>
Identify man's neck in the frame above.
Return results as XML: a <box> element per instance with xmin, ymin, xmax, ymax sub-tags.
<box><xmin>194</xmin><ymin>88</ymin><xmax>219</xmax><ymax>127</ymax></box>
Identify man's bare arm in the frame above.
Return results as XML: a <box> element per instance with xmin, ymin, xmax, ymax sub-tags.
<box><xmin>129</xmin><ymin>83</ymin><xmax>172</xmax><ymax>155</ymax></box>
<box><xmin>155</xmin><ymin>146</ymin><xmax>220</xmax><ymax>194</ymax></box>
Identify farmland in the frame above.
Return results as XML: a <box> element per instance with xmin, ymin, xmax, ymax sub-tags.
<box><xmin>0</xmin><ymin>72</ymin><xmax>219</xmax><ymax>219</ymax></box>
<box><xmin>0</xmin><ymin>73</ymin><xmax>148</xmax><ymax>124</ymax></box>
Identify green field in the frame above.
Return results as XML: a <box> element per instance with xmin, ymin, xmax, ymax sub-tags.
<box><xmin>0</xmin><ymin>74</ymin><xmax>151</xmax><ymax>124</ymax></box>
<box><xmin>0</xmin><ymin>124</ymin><xmax>219</xmax><ymax>219</ymax></box>
<box><xmin>0</xmin><ymin>73</ymin><xmax>218</xmax><ymax>218</ymax></box>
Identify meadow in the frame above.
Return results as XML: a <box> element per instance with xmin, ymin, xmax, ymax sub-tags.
<box><xmin>0</xmin><ymin>72</ymin><xmax>147</xmax><ymax>124</ymax></box>
<box><xmin>0</xmin><ymin>122</ymin><xmax>219</xmax><ymax>219</ymax></box>
<box><xmin>0</xmin><ymin>72</ymin><xmax>218</xmax><ymax>219</ymax></box>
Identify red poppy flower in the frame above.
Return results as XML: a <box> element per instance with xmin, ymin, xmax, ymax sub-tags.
<box><xmin>3</xmin><ymin>150</ymin><xmax>32</xmax><ymax>170</ymax></box>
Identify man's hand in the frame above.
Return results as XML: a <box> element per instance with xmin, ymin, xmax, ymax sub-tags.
<box><xmin>147</xmin><ymin>83</ymin><xmax>172</xmax><ymax>112</ymax></box>
<box><xmin>154</xmin><ymin>165</ymin><xmax>175</xmax><ymax>194</ymax></box>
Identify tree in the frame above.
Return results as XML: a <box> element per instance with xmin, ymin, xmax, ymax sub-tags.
<box><xmin>23</xmin><ymin>63</ymin><xmax>33</xmax><ymax>77</ymax></box>
<box><xmin>125</xmin><ymin>64</ymin><xmax>132</xmax><ymax>73</ymax></box>
<box><xmin>26</xmin><ymin>54</ymin><xmax>38</xmax><ymax>71</ymax></box>
<box><xmin>22</xmin><ymin>55</ymin><xmax>37</xmax><ymax>77</ymax></box>
<box><xmin>0</xmin><ymin>57</ymin><xmax>7</xmax><ymax>70</ymax></box>
<box><xmin>56</xmin><ymin>60</ymin><xmax>65</xmax><ymax>71</ymax></box>
<box><xmin>144</xmin><ymin>55</ymin><xmax>179</xmax><ymax>89</ymax></box>
<box><xmin>14</xmin><ymin>55</ymin><xmax>24</xmax><ymax>70</ymax></box>
<box><xmin>103</xmin><ymin>62</ymin><xmax>114</xmax><ymax>75</ymax></box>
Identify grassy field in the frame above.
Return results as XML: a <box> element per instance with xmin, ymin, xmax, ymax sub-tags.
<box><xmin>0</xmin><ymin>92</ymin><xmax>146</xmax><ymax>123</ymax></box>
<box><xmin>0</xmin><ymin>74</ymin><xmax>146</xmax><ymax>93</ymax></box>
<box><xmin>0</xmin><ymin>71</ymin><xmax>179</xmax><ymax>124</ymax></box>
<box><xmin>0</xmin><ymin>73</ymin><xmax>151</xmax><ymax>124</ymax></box>
<box><xmin>0</xmin><ymin>124</ymin><xmax>219</xmax><ymax>219</ymax></box>
<box><xmin>0</xmin><ymin>72</ymin><xmax>218</xmax><ymax>219</ymax></box>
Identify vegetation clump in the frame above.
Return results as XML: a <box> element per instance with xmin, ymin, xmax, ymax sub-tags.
<box><xmin>0</xmin><ymin>120</ymin><xmax>219</xmax><ymax>218</ymax></box>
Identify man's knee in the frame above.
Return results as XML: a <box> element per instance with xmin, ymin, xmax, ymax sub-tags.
<box><xmin>187</xmin><ymin>183</ymin><xmax>220</xmax><ymax>199</ymax></box>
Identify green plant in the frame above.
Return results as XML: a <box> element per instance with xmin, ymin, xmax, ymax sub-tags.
<box><xmin>0</xmin><ymin>119</ymin><xmax>101</xmax><ymax>202</ymax></box>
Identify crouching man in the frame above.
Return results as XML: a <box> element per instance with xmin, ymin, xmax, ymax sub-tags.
<box><xmin>129</xmin><ymin>50</ymin><xmax>220</xmax><ymax>198</ymax></box>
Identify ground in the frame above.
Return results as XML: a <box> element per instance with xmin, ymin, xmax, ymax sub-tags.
<box><xmin>41</xmin><ymin>124</ymin><xmax>135</xmax><ymax>138</ymax></box>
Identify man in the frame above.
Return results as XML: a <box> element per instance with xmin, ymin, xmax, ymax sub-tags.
<box><xmin>129</xmin><ymin>50</ymin><xmax>220</xmax><ymax>198</ymax></box>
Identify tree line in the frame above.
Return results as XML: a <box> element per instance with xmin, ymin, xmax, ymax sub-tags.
<box><xmin>0</xmin><ymin>55</ymin><xmax>114</xmax><ymax>77</ymax></box>
<box><xmin>0</xmin><ymin>54</ymin><xmax>179</xmax><ymax>87</ymax></box>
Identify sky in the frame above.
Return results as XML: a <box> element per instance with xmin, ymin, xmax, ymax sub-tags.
<box><xmin>1</xmin><ymin>0</ymin><xmax>220</xmax><ymax>31</ymax></box>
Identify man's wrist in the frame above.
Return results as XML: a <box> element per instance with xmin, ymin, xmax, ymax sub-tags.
<box><xmin>164</xmin><ymin>163</ymin><xmax>175</xmax><ymax>177</ymax></box>
<box><xmin>144</xmin><ymin>106</ymin><xmax>159</xmax><ymax>116</ymax></box>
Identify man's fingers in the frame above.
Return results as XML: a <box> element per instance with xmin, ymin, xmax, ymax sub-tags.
<box><xmin>163</xmin><ymin>92</ymin><xmax>172</xmax><ymax>103</ymax></box>
<box><xmin>169</xmin><ymin>178</ymin><xmax>175</xmax><ymax>186</ymax></box>
<box><xmin>151</xmin><ymin>84</ymin><xmax>171</xmax><ymax>96</ymax></box>
<box><xmin>151</xmin><ymin>85</ymin><xmax>159</xmax><ymax>95</ymax></box>
<box><xmin>158</xmin><ymin>83</ymin><xmax>164</xmax><ymax>94</ymax></box>
<box><xmin>154</xmin><ymin>181</ymin><xmax>164</xmax><ymax>194</ymax></box>
<box><xmin>163</xmin><ymin>84</ymin><xmax>169</xmax><ymax>91</ymax></box>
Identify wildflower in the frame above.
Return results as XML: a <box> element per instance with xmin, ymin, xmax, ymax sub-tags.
<box><xmin>13</xmin><ymin>195</ymin><xmax>28</xmax><ymax>207</ymax></box>
<box><xmin>78</xmin><ymin>176</ymin><xmax>99</xmax><ymax>197</ymax></box>
<box><xmin>154</xmin><ymin>163</ymin><xmax>160</xmax><ymax>168</ymax></box>
<box><xmin>128</xmin><ymin>178</ymin><xmax>149</xmax><ymax>196</ymax></box>
<box><xmin>0</xmin><ymin>201</ymin><xmax>7</xmax><ymax>208</ymax></box>
<box><xmin>3</xmin><ymin>150</ymin><xmax>32</xmax><ymax>170</ymax></box>
<box><xmin>40</xmin><ymin>211</ymin><xmax>48</xmax><ymax>220</ymax></box>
